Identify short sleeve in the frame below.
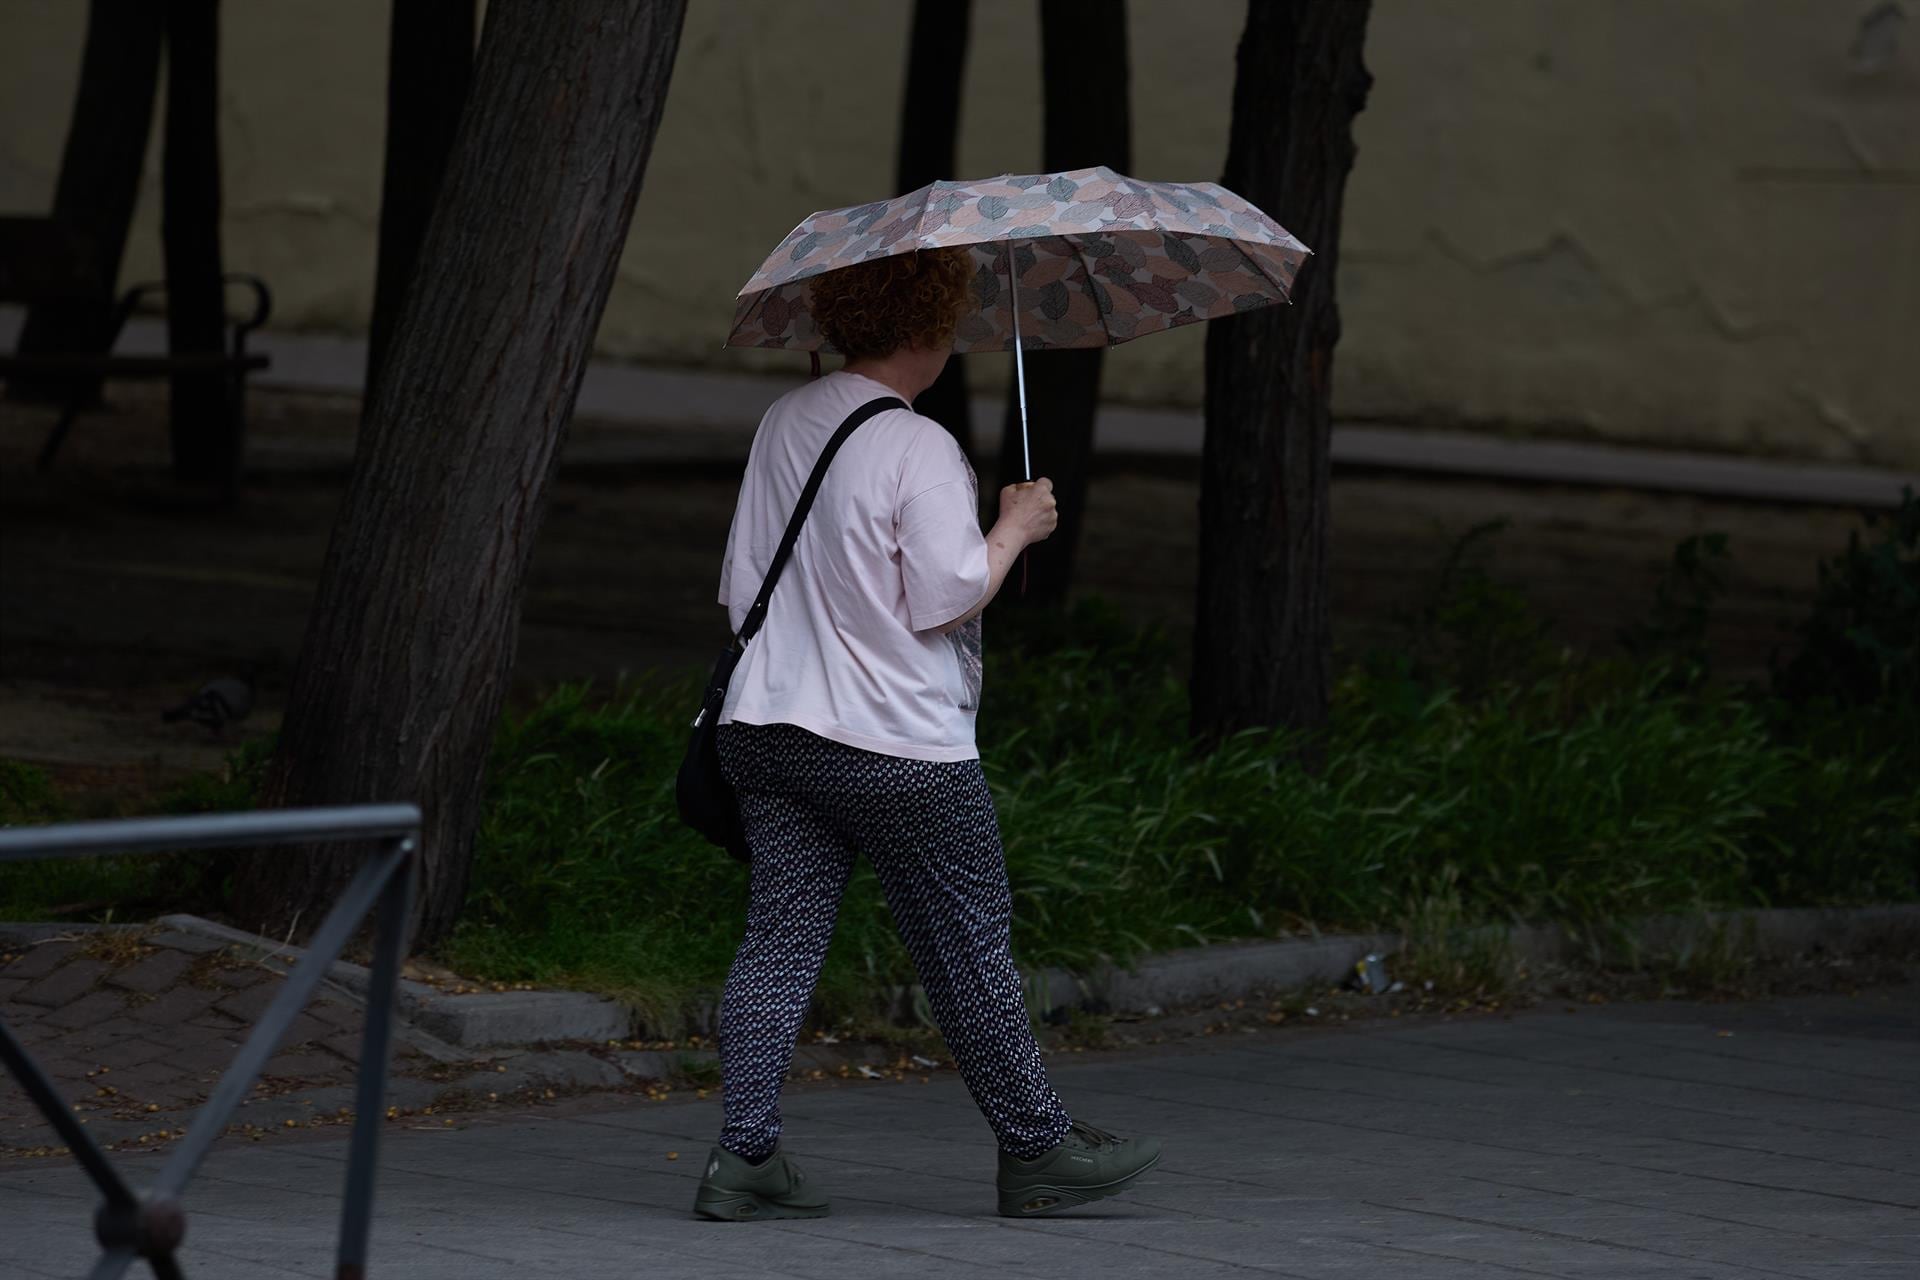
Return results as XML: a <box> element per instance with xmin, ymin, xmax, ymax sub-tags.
<box><xmin>898</xmin><ymin>480</ymin><xmax>990</xmax><ymax>630</ymax></box>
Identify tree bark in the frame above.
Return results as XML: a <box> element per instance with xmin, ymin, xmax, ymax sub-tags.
<box><xmin>161</xmin><ymin>0</ymin><xmax>235</xmax><ymax>491</ymax></box>
<box><xmin>7</xmin><ymin>0</ymin><xmax>164</xmax><ymax>405</ymax></box>
<box><xmin>895</xmin><ymin>0</ymin><xmax>973</xmax><ymax>455</ymax></box>
<box><xmin>365</xmin><ymin>0</ymin><xmax>475</xmax><ymax>403</ymax></box>
<box><xmin>1190</xmin><ymin>0</ymin><xmax>1373</xmax><ymax>746</ymax></box>
<box><xmin>995</xmin><ymin>0</ymin><xmax>1130</xmax><ymax>607</ymax></box>
<box><xmin>230</xmin><ymin>0</ymin><xmax>689</xmax><ymax>947</ymax></box>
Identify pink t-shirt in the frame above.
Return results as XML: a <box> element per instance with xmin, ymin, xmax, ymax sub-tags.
<box><xmin>717</xmin><ymin>370</ymin><xmax>989</xmax><ymax>763</ymax></box>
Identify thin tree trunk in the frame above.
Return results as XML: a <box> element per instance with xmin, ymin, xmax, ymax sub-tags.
<box><xmin>365</xmin><ymin>0</ymin><xmax>475</xmax><ymax>403</ymax></box>
<box><xmin>896</xmin><ymin>0</ymin><xmax>973</xmax><ymax>455</ymax></box>
<box><xmin>7</xmin><ymin>0</ymin><xmax>164</xmax><ymax>405</ymax></box>
<box><xmin>161</xmin><ymin>0</ymin><xmax>234</xmax><ymax>491</ymax></box>
<box><xmin>1190</xmin><ymin>0</ymin><xmax>1373</xmax><ymax>747</ymax></box>
<box><xmin>230</xmin><ymin>0</ymin><xmax>689</xmax><ymax>947</ymax></box>
<box><xmin>995</xmin><ymin>0</ymin><xmax>1130</xmax><ymax>607</ymax></box>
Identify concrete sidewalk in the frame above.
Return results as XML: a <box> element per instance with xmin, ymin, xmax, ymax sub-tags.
<box><xmin>7</xmin><ymin>307</ymin><xmax>1914</xmax><ymax>506</ymax></box>
<box><xmin>166</xmin><ymin>325</ymin><xmax>1920</xmax><ymax>507</ymax></box>
<box><xmin>4</xmin><ymin>979</ymin><xmax>1916</xmax><ymax>1279</ymax></box>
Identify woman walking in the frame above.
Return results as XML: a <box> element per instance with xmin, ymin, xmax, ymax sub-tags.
<box><xmin>693</xmin><ymin>248</ymin><xmax>1159</xmax><ymax>1220</ymax></box>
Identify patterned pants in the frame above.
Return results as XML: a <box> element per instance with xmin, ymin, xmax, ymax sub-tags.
<box><xmin>714</xmin><ymin>721</ymin><xmax>1072</xmax><ymax>1161</ymax></box>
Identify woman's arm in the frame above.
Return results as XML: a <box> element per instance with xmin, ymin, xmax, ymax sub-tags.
<box><xmin>934</xmin><ymin>478</ymin><xmax>1058</xmax><ymax>634</ymax></box>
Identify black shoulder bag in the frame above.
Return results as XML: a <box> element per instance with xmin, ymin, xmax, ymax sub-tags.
<box><xmin>676</xmin><ymin>395</ymin><xmax>906</xmax><ymax>862</ymax></box>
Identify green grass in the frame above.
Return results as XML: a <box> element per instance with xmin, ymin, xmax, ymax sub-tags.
<box><xmin>432</xmin><ymin>601</ymin><xmax>1917</xmax><ymax>1026</ymax></box>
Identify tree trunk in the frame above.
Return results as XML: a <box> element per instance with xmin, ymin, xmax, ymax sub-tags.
<box><xmin>7</xmin><ymin>0</ymin><xmax>164</xmax><ymax>405</ymax></box>
<box><xmin>230</xmin><ymin>0</ymin><xmax>689</xmax><ymax>948</ymax></box>
<box><xmin>995</xmin><ymin>0</ymin><xmax>1130</xmax><ymax>607</ymax></box>
<box><xmin>895</xmin><ymin>0</ymin><xmax>973</xmax><ymax>455</ymax></box>
<box><xmin>161</xmin><ymin>0</ymin><xmax>235</xmax><ymax>492</ymax></box>
<box><xmin>1190</xmin><ymin>0</ymin><xmax>1373</xmax><ymax>746</ymax></box>
<box><xmin>365</xmin><ymin>0</ymin><xmax>475</xmax><ymax>403</ymax></box>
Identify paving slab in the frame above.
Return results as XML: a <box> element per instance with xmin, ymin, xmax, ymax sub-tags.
<box><xmin>105</xmin><ymin>947</ymin><xmax>195</xmax><ymax>995</ymax></box>
<box><xmin>13</xmin><ymin>957</ymin><xmax>107</xmax><ymax>1009</ymax></box>
<box><xmin>3</xmin><ymin>979</ymin><xmax>1915</xmax><ymax>1278</ymax></box>
<box><xmin>0</xmin><ymin>941</ymin><xmax>80</xmax><ymax>981</ymax></box>
<box><xmin>1</xmin><ymin>929</ymin><xmax>432</xmax><ymax>1154</ymax></box>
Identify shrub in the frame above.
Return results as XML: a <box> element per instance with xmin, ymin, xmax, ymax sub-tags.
<box><xmin>1777</xmin><ymin>488</ymin><xmax>1920</xmax><ymax>707</ymax></box>
<box><xmin>0</xmin><ymin>759</ymin><xmax>63</xmax><ymax>826</ymax></box>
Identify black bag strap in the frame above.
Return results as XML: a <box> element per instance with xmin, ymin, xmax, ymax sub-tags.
<box><xmin>734</xmin><ymin>394</ymin><xmax>906</xmax><ymax>647</ymax></box>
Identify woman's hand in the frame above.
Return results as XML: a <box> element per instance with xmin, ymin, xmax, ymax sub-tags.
<box><xmin>932</xmin><ymin>477</ymin><xmax>1060</xmax><ymax>634</ymax></box>
<box><xmin>997</xmin><ymin>478</ymin><xmax>1058</xmax><ymax>547</ymax></box>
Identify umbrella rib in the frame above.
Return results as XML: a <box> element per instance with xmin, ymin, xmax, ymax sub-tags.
<box><xmin>910</xmin><ymin>180</ymin><xmax>940</xmax><ymax>254</ymax></box>
<box><xmin>1067</xmin><ymin>234</ymin><xmax>1119</xmax><ymax>349</ymax></box>
<box><xmin>1103</xmin><ymin>172</ymin><xmax>1153</xmax><ymax>344</ymax></box>
<box><xmin>1224</xmin><ymin>237</ymin><xmax>1300</xmax><ymax>304</ymax></box>
<box><xmin>727</xmin><ymin>291</ymin><xmax>768</xmax><ymax>349</ymax></box>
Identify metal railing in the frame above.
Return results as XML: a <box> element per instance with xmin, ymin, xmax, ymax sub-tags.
<box><xmin>0</xmin><ymin>805</ymin><xmax>421</xmax><ymax>1280</ymax></box>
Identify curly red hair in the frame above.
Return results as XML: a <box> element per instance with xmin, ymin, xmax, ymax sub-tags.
<box><xmin>808</xmin><ymin>248</ymin><xmax>972</xmax><ymax>359</ymax></box>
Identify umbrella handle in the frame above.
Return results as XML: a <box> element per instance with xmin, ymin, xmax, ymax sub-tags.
<box><xmin>1007</xmin><ymin>245</ymin><xmax>1031</xmax><ymax>482</ymax></box>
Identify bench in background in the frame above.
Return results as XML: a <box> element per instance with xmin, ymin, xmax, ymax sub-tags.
<box><xmin>0</xmin><ymin>215</ymin><xmax>271</xmax><ymax>477</ymax></box>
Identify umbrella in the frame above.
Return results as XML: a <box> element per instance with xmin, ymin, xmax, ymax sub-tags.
<box><xmin>727</xmin><ymin>166</ymin><xmax>1310</xmax><ymax>478</ymax></box>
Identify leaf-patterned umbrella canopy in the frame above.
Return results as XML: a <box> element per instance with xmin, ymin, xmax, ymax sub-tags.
<box><xmin>727</xmin><ymin>166</ymin><xmax>1310</xmax><ymax>354</ymax></box>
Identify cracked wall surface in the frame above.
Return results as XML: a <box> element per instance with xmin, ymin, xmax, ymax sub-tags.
<box><xmin>0</xmin><ymin>0</ymin><xmax>1914</xmax><ymax>466</ymax></box>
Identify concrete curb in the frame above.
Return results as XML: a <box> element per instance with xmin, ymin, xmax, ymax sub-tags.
<box><xmin>1520</xmin><ymin>904</ymin><xmax>1920</xmax><ymax>967</ymax></box>
<box><xmin>12</xmin><ymin>904</ymin><xmax>1915</xmax><ymax>1054</ymax></box>
<box><xmin>1021</xmin><ymin>931</ymin><xmax>1404</xmax><ymax>1019</ymax></box>
<box><xmin>150</xmin><ymin>915</ymin><xmax>632</xmax><ymax>1050</ymax></box>
<box><xmin>409</xmin><ymin>904</ymin><xmax>1920</xmax><ymax>1104</ymax></box>
<box><xmin>0</xmin><ymin>922</ymin><xmax>129</xmax><ymax>947</ymax></box>
<box><xmin>1041</xmin><ymin>905</ymin><xmax>1920</xmax><ymax>1019</ymax></box>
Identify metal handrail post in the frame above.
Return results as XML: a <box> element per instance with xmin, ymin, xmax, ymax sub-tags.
<box><xmin>83</xmin><ymin>1246</ymin><xmax>137</xmax><ymax>1280</ymax></box>
<box><xmin>335</xmin><ymin>837</ymin><xmax>416</xmax><ymax>1280</ymax></box>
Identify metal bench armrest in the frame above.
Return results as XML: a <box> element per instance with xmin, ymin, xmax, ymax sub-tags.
<box><xmin>111</xmin><ymin>273</ymin><xmax>274</xmax><ymax>357</ymax></box>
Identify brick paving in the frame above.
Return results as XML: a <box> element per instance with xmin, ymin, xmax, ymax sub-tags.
<box><xmin>0</xmin><ymin>930</ymin><xmax>414</xmax><ymax>1155</ymax></box>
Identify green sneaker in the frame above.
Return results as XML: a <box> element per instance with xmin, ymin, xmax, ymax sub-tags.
<box><xmin>996</xmin><ymin>1121</ymin><xmax>1161</xmax><ymax>1217</ymax></box>
<box><xmin>692</xmin><ymin>1144</ymin><xmax>831</xmax><ymax>1221</ymax></box>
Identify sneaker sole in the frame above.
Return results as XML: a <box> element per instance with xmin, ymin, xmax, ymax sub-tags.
<box><xmin>996</xmin><ymin>1151</ymin><xmax>1162</xmax><ymax>1217</ymax></box>
<box><xmin>693</xmin><ymin>1190</ymin><xmax>831</xmax><ymax>1222</ymax></box>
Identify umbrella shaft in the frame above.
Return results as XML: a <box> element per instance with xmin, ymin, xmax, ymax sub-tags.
<box><xmin>1008</xmin><ymin>248</ymin><xmax>1031</xmax><ymax>482</ymax></box>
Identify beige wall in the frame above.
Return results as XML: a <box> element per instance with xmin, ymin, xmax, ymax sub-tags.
<box><xmin>1</xmin><ymin>0</ymin><xmax>1915</xmax><ymax>466</ymax></box>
